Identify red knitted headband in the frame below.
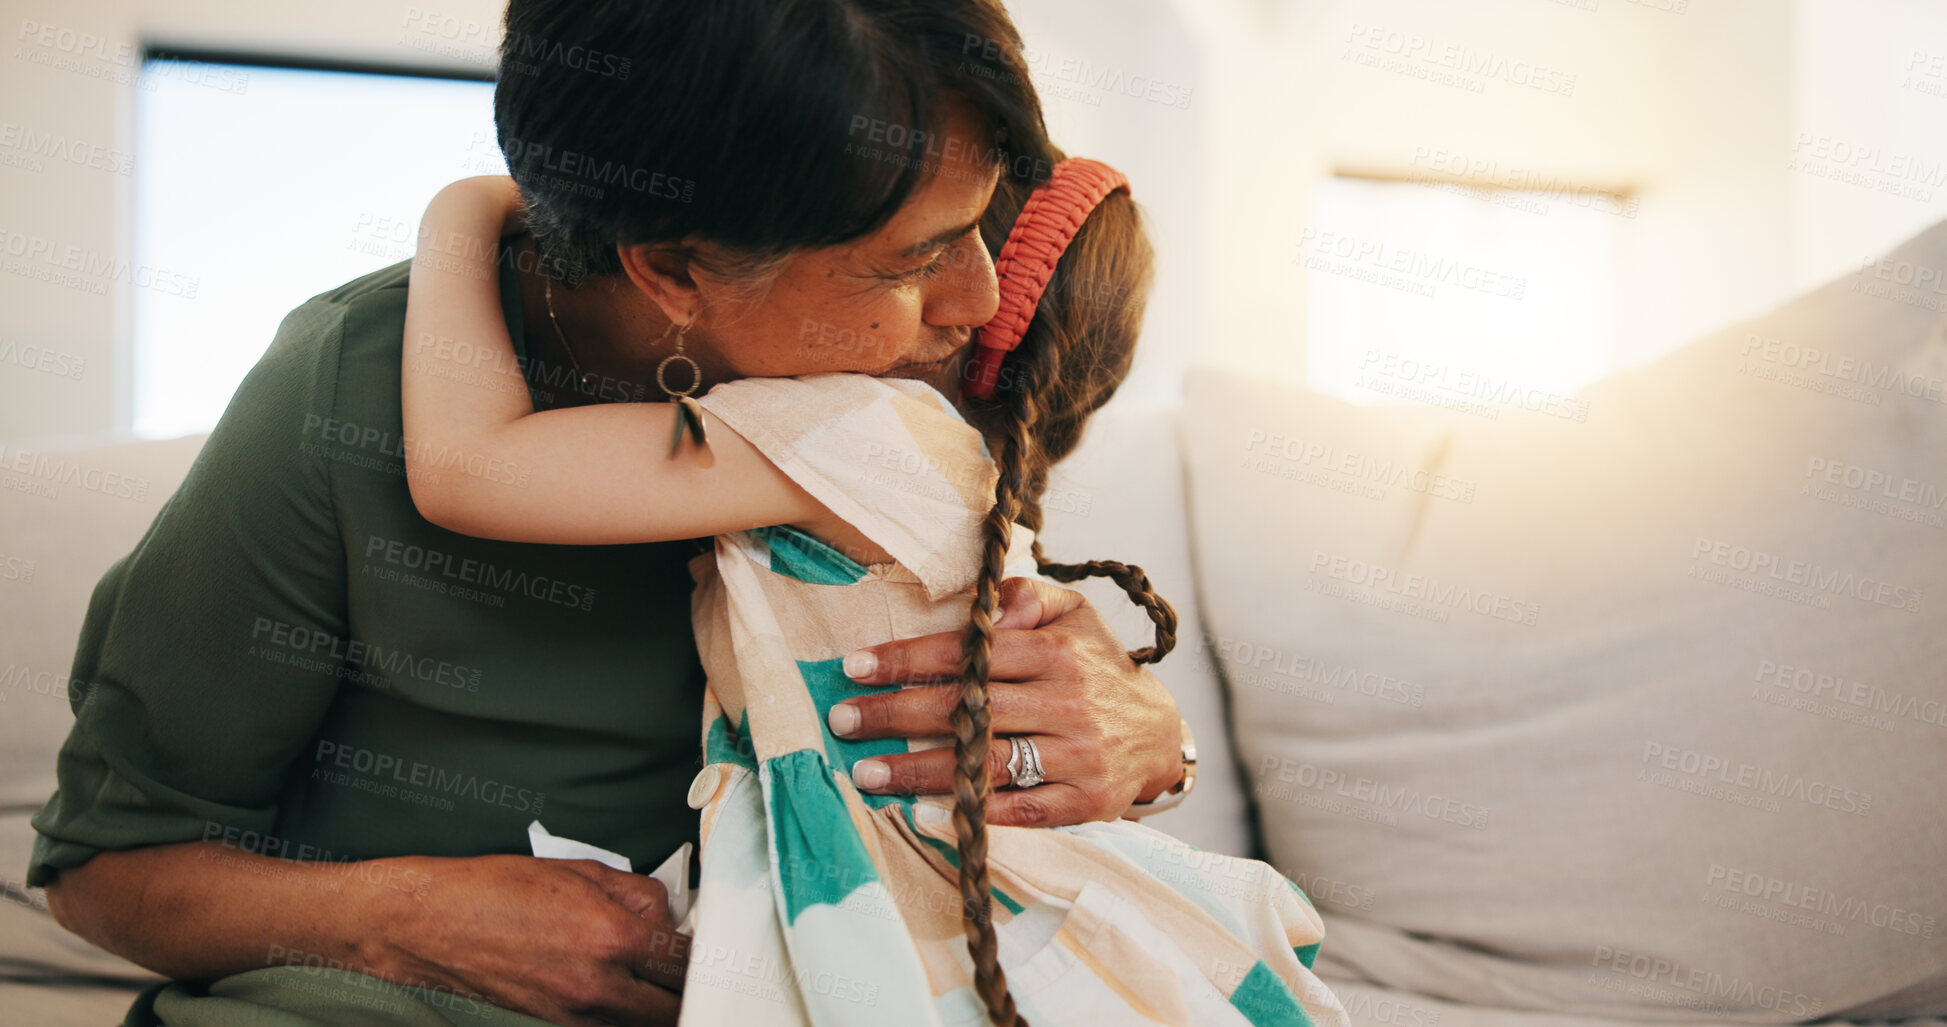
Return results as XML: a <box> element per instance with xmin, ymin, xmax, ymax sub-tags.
<box><xmin>965</xmin><ymin>157</ymin><xmax>1131</xmax><ymax>401</ymax></box>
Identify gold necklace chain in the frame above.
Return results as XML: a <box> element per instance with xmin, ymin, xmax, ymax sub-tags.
<box><xmin>542</xmin><ymin>277</ymin><xmax>595</xmax><ymax>390</ymax></box>
<box><xmin>542</xmin><ymin>276</ymin><xmax>704</xmax><ymax>410</ymax></box>
<box><xmin>536</xmin><ymin>282</ymin><xmax>710</xmax><ymax>461</ymax></box>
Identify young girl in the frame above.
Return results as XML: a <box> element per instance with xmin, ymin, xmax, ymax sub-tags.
<box><xmin>401</xmin><ymin>166</ymin><xmax>1348</xmax><ymax>1027</ymax></box>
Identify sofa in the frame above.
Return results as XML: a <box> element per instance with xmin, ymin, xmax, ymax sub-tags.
<box><xmin>6</xmin><ymin>224</ymin><xmax>1947</xmax><ymax>1025</ymax></box>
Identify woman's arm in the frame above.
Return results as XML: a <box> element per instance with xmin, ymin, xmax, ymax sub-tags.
<box><xmin>45</xmin><ymin>842</ymin><xmax>688</xmax><ymax>1026</ymax></box>
<box><xmin>401</xmin><ymin>177</ymin><xmax>829</xmax><ymax>545</ymax></box>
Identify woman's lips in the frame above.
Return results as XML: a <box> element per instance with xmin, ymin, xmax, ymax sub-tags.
<box><xmin>885</xmin><ymin>343</ymin><xmax>969</xmax><ymax>378</ymax></box>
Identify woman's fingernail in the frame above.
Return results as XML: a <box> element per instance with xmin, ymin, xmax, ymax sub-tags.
<box><xmin>916</xmin><ymin>801</ymin><xmax>949</xmax><ymax>829</ymax></box>
<box><xmin>843</xmin><ymin>650</ymin><xmax>877</xmax><ymax>680</ymax></box>
<box><xmin>828</xmin><ymin>702</ymin><xmax>861</xmax><ymax>736</ymax></box>
<box><xmin>852</xmin><ymin>759</ymin><xmax>890</xmax><ymax>790</ymax></box>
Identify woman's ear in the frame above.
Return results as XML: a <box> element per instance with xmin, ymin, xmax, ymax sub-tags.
<box><xmin>616</xmin><ymin>243</ymin><xmax>700</xmax><ymax>326</ymax></box>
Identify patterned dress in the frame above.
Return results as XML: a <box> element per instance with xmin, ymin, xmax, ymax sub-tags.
<box><xmin>676</xmin><ymin>373</ymin><xmax>1349</xmax><ymax>1027</ymax></box>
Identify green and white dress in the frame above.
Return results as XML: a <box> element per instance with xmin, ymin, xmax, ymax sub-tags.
<box><xmin>678</xmin><ymin>373</ymin><xmax>1349</xmax><ymax>1027</ymax></box>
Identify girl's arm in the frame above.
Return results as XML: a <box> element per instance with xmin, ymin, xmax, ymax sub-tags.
<box><xmin>401</xmin><ymin>176</ymin><xmax>830</xmax><ymax>545</ymax></box>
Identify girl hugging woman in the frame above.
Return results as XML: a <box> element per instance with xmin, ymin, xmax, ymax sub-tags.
<box><xmin>399</xmin><ymin>126</ymin><xmax>1347</xmax><ymax>1027</ymax></box>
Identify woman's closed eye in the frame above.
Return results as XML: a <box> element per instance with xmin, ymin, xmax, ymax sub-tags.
<box><xmin>889</xmin><ymin>248</ymin><xmax>952</xmax><ymax>283</ymax></box>
<box><xmin>885</xmin><ymin>224</ymin><xmax>980</xmax><ymax>284</ymax></box>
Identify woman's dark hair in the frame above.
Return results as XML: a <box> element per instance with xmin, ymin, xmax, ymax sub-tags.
<box><xmin>945</xmin><ymin>143</ymin><xmax>1176</xmax><ymax>1026</ymax></box>
<box><xmin>496</xmin><ymin>0</ymin><xmax>1050</xmax><ymax>283</ymax></box>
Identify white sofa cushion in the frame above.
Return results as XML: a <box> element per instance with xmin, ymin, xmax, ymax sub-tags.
<box><xmin>1318</xmin><ymin>976</ymin><xmax>1947</xmax><ymax>1027</ymax></box>
<box><xmin>1183</xmin><ymin>221</ymin><xmax>1947</xmax><ymax>1020</ymax></box>
<box><xmin>0</xmin><ymin>432</ymin><xmax>200</xmax><ymax>988</ymax></box>
<box><xmin>0</xmin><ymin>433</ymin><xmax>207</xmax><ymax>817</ymax></box>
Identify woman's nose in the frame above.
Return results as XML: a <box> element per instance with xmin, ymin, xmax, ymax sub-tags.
<box><xmin>923</xmin><ymin>233</ymin><xmax>1000</xmax><ymax>329</ymax></box>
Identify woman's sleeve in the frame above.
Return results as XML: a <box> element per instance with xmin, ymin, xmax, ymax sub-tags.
<box><xmin>26</xmin><ymin>299</ymin><xmax>352</xmax><ymax>887</ymax></box>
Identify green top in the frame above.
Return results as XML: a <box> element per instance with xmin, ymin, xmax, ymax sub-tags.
<box><xmin>27</xmin><ymin>256</ymin><xmax>709</xmax><ymax>1024</ymax></box>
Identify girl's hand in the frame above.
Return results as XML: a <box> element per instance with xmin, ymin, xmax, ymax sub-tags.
<box><xmin>824</xmin><ymin>577</ymin><xmax>1184</xmax><ymax>825</ymax></box>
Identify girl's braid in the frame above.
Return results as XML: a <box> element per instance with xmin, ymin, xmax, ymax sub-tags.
<box><xmin>1028</xmin><ymin>541</ymin><xmax>1178</xmax><ymax>665</ymax></box>
<box><xmin>948</xmin><ymin>149</ymin><xmax>1163</xmax><ymax>1027</ymax></box>
<box><xmin>1013</xmin><ymin>339</ymin><xmax>1178</xmax><ymax>666</ymax></box>
<box><xmin>949</xmin><ymin>357</ymin><xmax>1038</xmax><ymax>1026</ymax></box>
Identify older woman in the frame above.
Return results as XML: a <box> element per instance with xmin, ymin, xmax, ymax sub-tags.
<box><xmin>28</xmin><ymin>2</ymin><xmax>1190</xmax><ymax>1025</ymax></box>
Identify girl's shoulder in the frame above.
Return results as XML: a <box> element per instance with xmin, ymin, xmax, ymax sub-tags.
<box><xmin>697</xmin><ymin>373</ymin><xmax>997</xmax><ymax>602</ymax></box>
<box><xmin>698</xmin><ymin>371</ymin><xmax>974</xmax><ymax>430</ymax></box>
<box><xmin>696</xmin><ymin>372</ymin><xmax>991</xmax><ymax>481</ymax></box>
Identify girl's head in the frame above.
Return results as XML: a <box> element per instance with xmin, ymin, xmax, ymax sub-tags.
<box><xmin>964</xmin><ymin>152</ymin><xmax>1155</xmax><ymax>500</ymax></box>
<box><xmin>495</xmin><ymin>0</ymin><xmax>1050</xmax><ymax>392</ymax></box>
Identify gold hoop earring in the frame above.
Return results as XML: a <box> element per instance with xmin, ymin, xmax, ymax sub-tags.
<box><xmin>655</xmin><ymin>318</ymin><xmax>701</xmax><ymax>399</ymax></box>
<box><xmin>659</xmin><ymin>316</ymin><xmax>712</xmax><ymax>466</ymax></box>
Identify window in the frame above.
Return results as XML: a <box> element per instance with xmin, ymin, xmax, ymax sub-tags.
<box><xmin>1301</xmin><ymin>174</ymin><xmax>1627</xmax><ymax>417</ymax></box>
<box><xmin>133</xmin><ymin>52</ymin><xmax>502</xmax><ymax>438</ymax></box>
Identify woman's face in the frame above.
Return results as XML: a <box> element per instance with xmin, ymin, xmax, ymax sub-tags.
<box><xmin>680</xmin><ymin>105</ymin><xmax>1003</xmax><ymax>402</ymax></box>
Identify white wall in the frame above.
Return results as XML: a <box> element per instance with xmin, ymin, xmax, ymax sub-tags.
<box><xmin>1165</xmin><ymin>0</ymin><xmax>1947</xmax><ymax>387</ymax></box>
<box><xmin>1174</xmin><ymin>0</ymin><xmax>1772</xmax><ymax>382</ymax></box>
<box><xmin>997</xmin><ymin>0</ymin><xmax>1206</xmax><ymax>409</ymax></box>
<box><xmin>1790</xmin><ymin>0</ymin><xmax>1947</xmax><ymax>288</ymax></box>
<box><xmin>6</xmin><ymin>0</ymin><xmax>1947</xmax><ymax>441</ymax></box>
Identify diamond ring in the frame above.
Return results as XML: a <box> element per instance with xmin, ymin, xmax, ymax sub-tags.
<box><xmin>1006</xmin><ymin>736</ymin><xmax>1046</xmax><ymax>789</ymax></box>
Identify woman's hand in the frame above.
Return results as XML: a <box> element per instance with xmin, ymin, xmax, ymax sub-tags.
<box><xmin>828</xmin><ymin>577</ymin><xmax>1185</xmax><ymax>825</ymax></box>
<box><xmin>367</xmin><ymin>854</ymin><xmax>690</xmax><ymax>1027</ymax></box>
<box><xmin>45</xmin><ymin>842</ymin><xmax>689</xmax><ymax>1027</ymax></box>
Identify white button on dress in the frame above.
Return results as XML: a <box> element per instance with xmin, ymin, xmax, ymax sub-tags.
<box><xmin>686</xmin><ymin>764</ymin><xmax>723</xmax><ymax>809</ymax></box>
